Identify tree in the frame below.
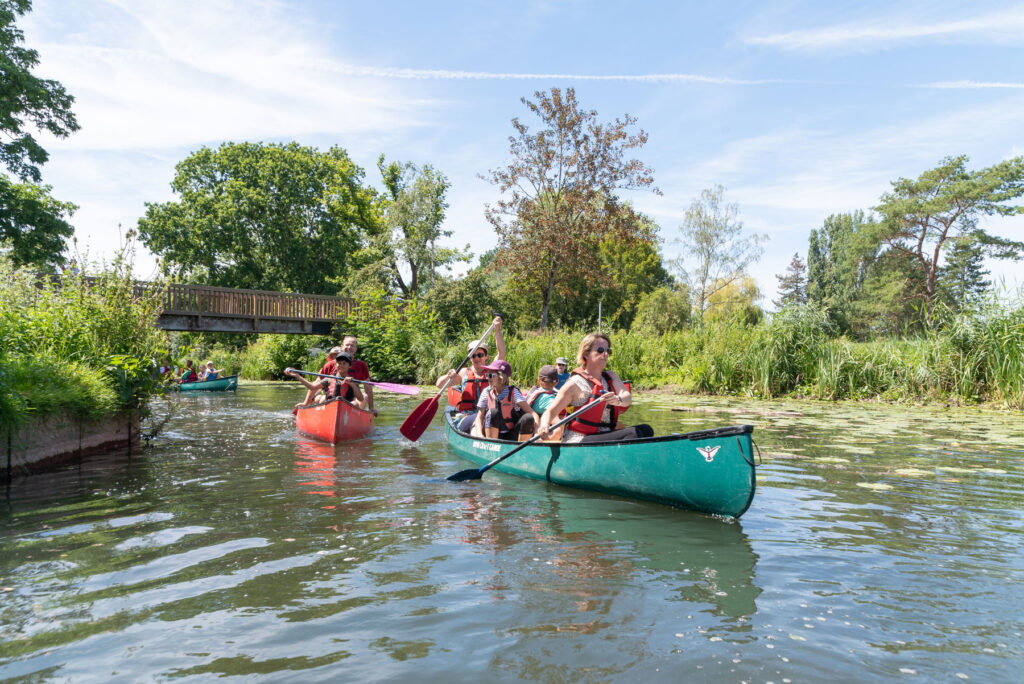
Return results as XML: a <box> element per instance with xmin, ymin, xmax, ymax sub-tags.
<box><xmin>705</xmin><ymin>275</ymin><xmax>763</xmax><ymax>325</ymax></box>
<box><xmin>633</xmin><ymin>285</ymin><xmax>691</xmax><ymax>334</ymax></box>
<box><xmin>873</xmin><ymin>155</ymin><xmax>1024</xmax><ymax>303</ymax></box>
<box><xmin>0</xmin><ymin>0</ymin><xmax>79</xmax><ymax>267</ymax></box>
<box><xmin>138</xmin><ymin>142</ymin><xmax>377</xmax><ymax>294</ymax></box>
<box><xmin>773</xmin><ymin>252</ymin><xmax>807</xmax><ymax>308</ymax></box>
<box><xmin>552</xmin><ymin>229</ymin><xmax>672</xmax><ymax>330</ymax></box>
<box><xmin>354</xmin><ymin>156</ymin><xmax>467</xmax><ymax>297</ymax></box>
<box><xmin>936</xmin><ymin>232</ymin><xmax>991</xmax><ymax>312</ymax></box>
<box><xmin>484</xmin><ymin>88</ymin><xmax>660</xmax><ymax>330</ymax></box>
<box><xmin>805</xmin><ymin>211</ymin><xmax>878</xmax><ymax>331</ymax></box>
<box><xmin>676</xmin><ymin>185</ymin><xmax>765</xmax><ymax>322</ymax></box>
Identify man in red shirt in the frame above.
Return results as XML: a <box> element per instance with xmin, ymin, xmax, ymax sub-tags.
<box><xmin>341</xmin><ymin>335</ymin><xmax>374</xmax><ymax>415</ymax></box>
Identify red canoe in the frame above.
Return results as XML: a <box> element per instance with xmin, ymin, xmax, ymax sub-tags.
<box><xmin>294</xmin><ymin>397</ymin><xmax>374</xmax><ymax>444</ymax></box>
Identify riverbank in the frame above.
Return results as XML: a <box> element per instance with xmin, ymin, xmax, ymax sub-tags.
<box><xmin>2</xmin><ymin>411</ymin><xmax>140</xmax><ymax>478</ymax></box>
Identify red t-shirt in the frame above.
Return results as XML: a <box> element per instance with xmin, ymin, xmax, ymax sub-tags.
<box><xmin>319</xmin><ymin>359</ymin><xmax>337</xmax><ymax>376</ymax></box>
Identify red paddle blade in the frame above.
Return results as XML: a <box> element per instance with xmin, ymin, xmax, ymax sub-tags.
<box><xmin>399</xmin><ymin>396</ymin><xmax>439</xmax><ymax>441</ymax></box>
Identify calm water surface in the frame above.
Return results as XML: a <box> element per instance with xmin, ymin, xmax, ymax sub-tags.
<box><xmin>2</xmin><ymin>384</ymin><xmax>1022</xmax><ymax>682</ymax></box>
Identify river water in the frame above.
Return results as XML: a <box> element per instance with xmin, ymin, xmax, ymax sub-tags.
<box><xmin>1</xmin><ymin>384</ymin><xmax>1021</xmax><ymax>682</ymax></box>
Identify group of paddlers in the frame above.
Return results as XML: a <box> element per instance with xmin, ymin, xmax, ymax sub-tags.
<box><xmin>285</xmin><ymin>336</ymin><xmax>377</xmax><ymax>416</ymax></box>
<box><xmin>438</xmin><ymin>316</ymin><xmax>653</xmax><ymax>444</ymax></box>
<box><xmin>169</xmin><ymin>359</ymin><xmax>224</xmax><ymax>384</ymax></box>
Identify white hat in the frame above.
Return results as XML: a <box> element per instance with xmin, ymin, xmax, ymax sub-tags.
<box><xmin>467</xmin><ymin>340</ymin><xmax>490</xmax><ymax>353</ymax></box>
<box><xmin>555</xmin><ymin>357</ymin><xmax>568</xmax><ymax>365</ymax></box>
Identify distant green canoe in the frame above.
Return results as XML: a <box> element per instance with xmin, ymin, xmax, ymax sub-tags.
<box><xmin>444</xmin><ymin>411</ymin><xmax>757</xmax><ymax>518</ymax></box>
<box><xmin>178</xmin><ymin>375</ymin><xmax>239</xmax><ymax>392</ymax></box>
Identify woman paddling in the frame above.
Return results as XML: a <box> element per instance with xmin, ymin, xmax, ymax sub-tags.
<box><xmin>537</xmin><ymin>332</ymin><xmax>653</xmax><ymax>443</ymax></box>
<box><xmin>436</xmin><ymin>315</ymin><xmax>505</xmax><ymax>433</ymax></box>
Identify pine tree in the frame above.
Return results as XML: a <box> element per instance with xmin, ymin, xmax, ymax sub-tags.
<box><xmin>936</xmin><ymin>234</ymin><xmax>990</xmax><ymax>312</ymax></box>
<box><xmin>773</xmin><ymin>252</ymin><xmax>807</xmax><ymax>308</ymax></box>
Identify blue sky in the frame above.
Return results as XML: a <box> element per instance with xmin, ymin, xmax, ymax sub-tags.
<box><xmin>21</xmin><ymin>0</ymin><xmax>1024</xmax><ymax>303</ymax></box>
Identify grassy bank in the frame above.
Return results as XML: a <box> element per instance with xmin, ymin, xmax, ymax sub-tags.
<box><xmin>427</xmin><ymin>303</ymin><xmax>1024</xmax><ymax>409</ymax></box>
<box><xmin>0</xmin><ymin>257</ymin><xmax>168</xmax><ymax>429</ymax></box>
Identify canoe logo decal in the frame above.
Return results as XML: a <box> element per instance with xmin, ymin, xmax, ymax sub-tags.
<box><xmin>697</xmin><ymin>445</ymin><xmax>721</xmax><ymax>462</ymax></box>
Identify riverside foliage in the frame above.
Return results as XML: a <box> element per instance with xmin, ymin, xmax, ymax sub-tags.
<box><xmin>0</xmin><ymin>256</ymin><xmax>168</xmax><ymax>428</ymax></box>
<box><xmin>424</xmin><ymin>298</ymin><xmax>1024</xmax><ymax>409</ymax></box>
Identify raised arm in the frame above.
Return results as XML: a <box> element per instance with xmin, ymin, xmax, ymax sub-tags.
<box><xmin>493</xmin><ymin>316</ymin><xmax>506</xmax><ymax>361</ymax></box>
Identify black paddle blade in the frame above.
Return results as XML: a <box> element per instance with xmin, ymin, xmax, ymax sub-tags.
<box><xmin>446</xmin><ymin>468</ymin><xmax>484</xmax><ymax>482</ymax></box>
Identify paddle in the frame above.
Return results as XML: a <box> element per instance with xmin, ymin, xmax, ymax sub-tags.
<box><xmin>284</xmin><ymin>368</ymin><xmax>419</xmax><ymax>395</ymax></box>
<box><xmin>446</xmin><ymin>396</ymin><xmax>606</xmax><ymax>482</ymax></box>
<box><xmin>399</xmin><ymin>318</ymin><xmax>498</xmax><ymax>441</ymax></box>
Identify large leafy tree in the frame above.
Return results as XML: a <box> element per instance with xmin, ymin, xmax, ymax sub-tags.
<box><xmin>352</xmin><ymin>156</ymin><xmax>468</xmax><ymax>297</ymax></box>
<box><xmin>873</xmin><ymin>155</ymin><xmax>1024</xmax><ymax>303</ymax></box>
<box><xmin>0</xmin><ymin>0</ymin><xmax>78</xmax><ymax>267</ymax></box>
<box><xmin>138</xmin><ymin>142</ymin><xmax>378</xmax><ymax>294</ymax></box>
<box><xmin>676</xmin><ymin>185</ymin><xmax>765</xmax><ymax>323</ymax></box>
<box><xmin>484</xmin><ymin>88</ymin><xmax>660</xmax><ymax>330</ymax></box>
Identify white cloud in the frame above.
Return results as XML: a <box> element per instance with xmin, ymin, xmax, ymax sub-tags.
<box><xmin>920</xmin><ymin>80</ymin><xmax>1024</xmax><ymax>89</ymax></box>
<box><xmin>745</xmin><ymin>6</ymin><xmax>1024</xmax><ymax>51</ymax></box>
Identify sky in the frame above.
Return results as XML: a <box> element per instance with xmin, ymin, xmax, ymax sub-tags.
<box><xmin>19</xmin><ymin>0</ymin><xmax>1024</xmax><ymax>305</ymax></box>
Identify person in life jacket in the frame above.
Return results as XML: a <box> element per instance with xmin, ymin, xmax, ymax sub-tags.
<box><xmin>470</xmin><ymin>360</ymin><xmax>539</xmax><ymax>441</ymax></box>
<box><xmin>177</xmin><ymin>359</ymin><xmax>198</xmax><ymax>384</ymax></box>
<box><xmin>287</xmin><ymin>352</ymin><xmax>366</xmax><ymax>411</ymax></box>
<box><xmin>524</xmin><ymin>364</ymin><xmax>565</xmax><ymax>440</ymax></box>
<box><xmin>537</xmin><ymin>333</ymin><xmax>654</xmax><ymax>444</ymax></box>
<box><xmin>435</xmin><ymin>315</ymin><xmax>506</xmax><ymax>433</ymax></box>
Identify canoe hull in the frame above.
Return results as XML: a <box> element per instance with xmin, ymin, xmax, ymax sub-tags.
<box><xmin>444</xmin><ymin>411</ymin><xmax>756</xmax><ymax>518</ymax></box>
<box><xmin>296</xmin><ymin>397</ymin><xmax>374</xmax><ymax>444</ymax></box>
<box><xmin>178</xmin><ymin>375</ymin><xmax>238</xmax><ymax>392</ymax></box>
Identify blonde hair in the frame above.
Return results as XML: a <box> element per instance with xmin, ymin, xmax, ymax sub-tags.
<box><xmin>576</xmin><ymin>332</ymin><xmax>611</xmax><ymax>366</ymax></box>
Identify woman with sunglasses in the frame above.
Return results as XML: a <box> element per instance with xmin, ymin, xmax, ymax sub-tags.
<box><xmin>537</xmin><ymin>332</ymin><xmax>653</xmax><ymax>443</ymax></box>
<box><xmin>436</xmin><ymin>315</ymin><xmax>506</xmax><ymax>432</ymax></box>
<box><xmin>471</xmin><ymin>360</ymin><xmax>538</xmax><ymax>441</ymax></box>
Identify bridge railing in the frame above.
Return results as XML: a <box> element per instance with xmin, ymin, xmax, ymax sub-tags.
<box><xmin>135</xmin><ymin>282</ymin><xmax>355</xmax><ymax>321</ymax></box>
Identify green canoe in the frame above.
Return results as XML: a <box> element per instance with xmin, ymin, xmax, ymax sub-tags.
<box><xmin>444</xmin><ymin>411</ymin><xmax>757</xmax><ymax>518</ymax></box>
<box><xmin>178</xmin><ymin>375</ymin><xmax>239</xmax><ymax>392</ymax></box>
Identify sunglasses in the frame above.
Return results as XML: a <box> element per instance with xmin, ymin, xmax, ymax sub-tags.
<box><xmin>593</xmin><ymin>346</ymin><xmax>611</xmax><ymax>355</ymax></box>
<box><xmin>472</xmin><ymin>352</ymin><xmax>488</xmax><ymax>359</ymax></box>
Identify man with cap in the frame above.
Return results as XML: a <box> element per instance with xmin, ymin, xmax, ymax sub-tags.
<box><xmin>436</xmin><ymin>315</ymin><xmax>505</xmax><ymax>432</ymax></box>
<box><xmin>472</xmin><ymin>359</ymin><xmax>538</xmax><ymax>441</ymax></box>
<box><xmin>554</xmin><ymin>357</ymin><xmax>570</xmax><ymax>389</ymax></box>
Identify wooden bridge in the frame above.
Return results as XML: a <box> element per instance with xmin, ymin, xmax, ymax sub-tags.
<box><xmin>145</xmin><ymin>283</ymin><xmax>356</xmax><ymax>334</ymax></box>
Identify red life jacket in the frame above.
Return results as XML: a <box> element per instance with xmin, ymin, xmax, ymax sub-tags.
<box><xmin>182</xmin><ymin>369</ymin><xmax>198</xmax><ymax>383</ymax></box>
<box><xmin>526</xmin><ymin>387</ymin><xmax>565</xmax><ymax>418</ymax></box>
<box><xmin>457</xmin><ymin>368</ymin><xmax>488</xmax><ymax>412</ymax></box>
<box><xmin>567</xmin><ymin>367</ymin><xmax>627</xmax><ymax>434</ymax></box>
<box><xmin>486</xmin><ymin>386</ymin><xmax>521</xmax><ymax>432</ymax></box>
<box><xmin>328</xmin><ymin>378</ymin><xmax>355</xmax><ymax>402</ymax></box>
